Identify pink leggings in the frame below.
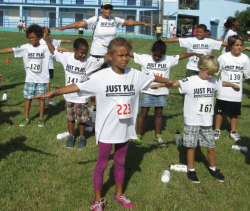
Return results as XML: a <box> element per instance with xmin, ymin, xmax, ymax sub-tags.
<box><xmin>93</xmin><ymin>141</ymin><xmax>129</xmax><ymax>190</ymax></box>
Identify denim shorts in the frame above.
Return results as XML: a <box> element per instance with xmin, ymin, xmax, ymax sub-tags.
<box><xmin>183</xmin><ymin>125</ymin><xmax>215</xmax><ymax>148</ymax></box>
<box><xmin>23</xmin><ymin>82</ymin><xmax>47</xmax><ymax>99</ymax></box>
<box><xmin>140</xmin><ymin>93</ymin><xmax>167</xmax><ymax>107</ymax></box>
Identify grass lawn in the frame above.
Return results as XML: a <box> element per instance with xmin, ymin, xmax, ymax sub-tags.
<box><xmin>1</xmin><ymin>31</ymin><xmax>250</xmax><ymax>211</ymax></box>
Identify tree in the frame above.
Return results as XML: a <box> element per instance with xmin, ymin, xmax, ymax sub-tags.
<box><xmin>234</xmin><ymin>7</ymin><xmax>250</xmax><ymax>40</ymax></box>
<box><xmin>179</xmin><ymin>0</ymin><xmax>196</xmax><ymax>9</ymax></box>
<box><xmin>240</xmin><ymin>0</ymin><xmax>250</xmax><ymax>4</ymax></box>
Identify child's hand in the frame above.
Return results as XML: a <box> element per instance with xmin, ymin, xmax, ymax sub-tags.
<box><xmin>33</xmin><ymin>91</ymin><xmax>55</xmax><ymax>99</ymax></box>
<box><xmin>0</xmin><ymin>75</ymin><xmax>3</xmax><ymax>84</ymax></box>
<box><xmin>243</xmin><ymin>47</ymin><xmax>250</xmax><ymax>51</ymax></box>
<box><xmin>68</xmin><ymin>40</ymin><xmax>72</xmax><ymax>44</ymax></box>
<box><xmin>233</xmin><ymin>84</ymin><xmax>240</xmax><ymax>91</ymax></box>
<box><xmin>165</xmin><ymin>81</ymin><xmax>173</xmax><ymax>88</ymax></box>
<box><xmin>195</xmin><ymin>53</ymin><xmax>204</xmax><ymax>58</ymax></box>
<box><xmin>44</xmin><ymin>27</ymin><xmax>50</xmax><ymax>39</ymax></box>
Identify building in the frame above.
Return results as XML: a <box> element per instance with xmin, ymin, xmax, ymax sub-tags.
<box><xmin>162</xmin><ymin>0</ymin><xmax>249</xmax><ymax>39</ymax></box>
<box><xmin>0</xmin><ymin>0</ymin><xmax>160</xmax><ymax>36</ymax></box>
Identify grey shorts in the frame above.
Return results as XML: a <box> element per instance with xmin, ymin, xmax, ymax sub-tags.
<box><xmin>65</xmin><ymin>101</ymin><xmax>89</xmax><ymax>123</ymax></box>
<box><xmin>183</xmin><ymin>125</ymin><xmax>215</xmax><ymax>148</ymax></box>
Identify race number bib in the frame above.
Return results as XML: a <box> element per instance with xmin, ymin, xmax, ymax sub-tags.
<box><xmin>29</xmin><ymin>61</ymin><xmax>42</xmax><ymax>73</ymax></box>
<box><xmin>116</xmin><ymin>99</ymin><xmax>132</xmax><ymax>119</ymax></box>
<box><xmin>151</xmin><ymin>70</ymin><xmax>163</xmax><ymax>78</ymax></box>
<box><xmin>66</xmin><ymin>75</ymin><xmax>82</xmax><ymax>85</ymax></box>
<box><xmin>197</xmin><ymin>101</ymin><xmax>213</xmax><ymax>115</ymax></box>
<box><xmin>228</xmin><ymin>71</ymin><xmax>242</xmax><ymax>83</ymax></box>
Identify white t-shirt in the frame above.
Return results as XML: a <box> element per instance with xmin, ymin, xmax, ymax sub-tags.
<box><xmin>179</xmin><ymin>75</ymin><xmax>222</xmax><ymax>126</ymax></box>
<box><xmin>222</xmin><ymin>29</ymin><xmax>237</xmax><ymax>54</ymax></box>
<box><xmin>216</xmin><ymin>52</ymin><xmax>250</xmax><ymax>102</ymax></box>
<box><xmin>133</xmin><ymin>53</ymin><xmax>179</xmax><ymax>95</ymax></box>
<box><xmin>76</xmin><ymin>67</ymin><xmax>155</xmax><ymax>144</ymax></box>
<box><xmin>86</xmin><ymin>16</ymin><xmax>125</xmax><ymax>56</ymax></box>
<box><xmin>54</xmin><ymin>50</ymin><xmax>104</xmax><ymax>103</ymax></box>
<box><xmin>179</xmin><ymin>37</ymin><xmax>222</xmax><ymax>71</ymax></box>
<box><xmin>40</xmin><ymin>38</ymin><xmax>61</xmax><ymax>69</ymax></box>
<box><xmin>13</xmin><ymin>43</ymin><xmax>50</xmax><ymax>83</ymax></box>
<box><xmin>79</xmin><ymin>28</ymin><xmax>84</xmax><ymax>31</ymax></box>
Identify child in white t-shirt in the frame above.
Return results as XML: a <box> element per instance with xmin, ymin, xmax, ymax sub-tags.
<box><xmin>162</xmin><ymin>24</ymin><xmax>227</xmax><ymax>77</ymax></box>
<box><xmin>40</xmin><ymin>27</ymin><xmax>72</xmax><ymax>105</ymax></box>
<box><xmin>0</xmin><ymin>24</ymin><xmax>51</xmax><ymax>127</ymax></box>
<box><xmin>214</xmin><ymin>35</ymin><xmax>250</xmax><ymax>141</ymax></box>
<box><xmin>222</xmin><ymin>18</ymin><xmax>239</xmax><ymax>54</ymax></box>
<box><xmin>44</xmin><ymin>27</ymin><xmax>108</xmax><ymax>149</ymax></box>
<box><xmin>130</xmin><ymin>40</ymin><xmax>202</xmax><ymax>146</ymax></box>
<box><xmin>168</xmin><ymin>55</ymin><xmax>239</xmax><ymax>183</ymax></box>
<box><xmin>33</xmin><ymin>37</ymin><xmax>171</xmax><ymax>210</ymax></box>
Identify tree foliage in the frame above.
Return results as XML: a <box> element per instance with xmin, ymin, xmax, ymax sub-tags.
<box><xmin>240</xmin><ymin>0</ymin><xmax>250</xmax><ymax>4</ymax></box>
<box><xmin>234</xmin><ymin>7</ymin><xmax>250</xmax><ymax>39</ymax></box>
<box><xmin>179</xmin><ymin>0</ymin><xmax>196</xmax><ymax>9</ymax></box>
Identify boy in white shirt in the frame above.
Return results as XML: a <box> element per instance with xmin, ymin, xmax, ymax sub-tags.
<box><xmin>44</xmin><ymin>27</ymin><xmax>108</xmax><ymax>148</ymax></box>
<box><xmin>0</xmin><ymin>24</ymin><xmax>50</xmax><ymax>127</ymax></box>
<box><xmin>162</xmin><ymin>24</ymin><xmax>227</xmax><ymax>77</ymax></box>
<box><xmin>168</xmin><ymin>55</ymin><xmax>239</xmax><ymax>183</ymax></box>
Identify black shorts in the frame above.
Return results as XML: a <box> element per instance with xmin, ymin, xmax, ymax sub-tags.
<box><xmin>49</xmin><ymin>69</ymin><xmax>54</xmax><ymax>79</ymax></box>
<box><xmin>79</xmin><ymin>30</ymin><xmax>83</xmax><ymax>35</ymax></box>
<box><xmin>215</xmin><ymin>99</ymin><xmax>241</xmax><ymax>116</ymax></box>
<box><xmin>156</xmin><ymin>33</ymin><xmax>161</xmax><ymax>38</ymax></box>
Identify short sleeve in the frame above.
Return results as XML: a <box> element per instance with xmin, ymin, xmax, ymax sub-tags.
<box><xmin>243</xmin><ymin>57</ymin><xmax>250</xmax><ymax>79</ymax></box>
<box><xmin>86</xmin><ymin>16</ymin><xmax>98</xmax><ymax>30</ymax></box>
<box><xmin>133</xmin><ymin>53</ymin><xmax>147</xmax><ymax>65</ymax></box>
<box><xmin>137</xmin><ymin>71</ymin><xmax>155</xmax><ymax>91</ymax></box>
<box><xmin>13</xmin><ymin>44</ymin><xmax>26</xmax><ymax>58</ymax></box>
<box><xmin>167</xmin><ymin>55</ymin><xmax>180</xmax><ymax>68</ymax></box>
<box><xmin>114</xmin><ymin>16</ymin><xmax>125</xmax><ymax>28</ymax></box>
<box><xmin>54</xmin><ymin>50</ymin><xmax>70</xmax><ymax>65</ymax></box>
<box><xmin>179</xmin><ymin>38</ymin><xmax>191</xmax><ymax>49</ymax></box>
<box><xmin>211</xmin><ymin>39</ymin><xmax>222</xmax><ymax>50</ymax></box>
<box><xmin>178</xmin><ymin>77</ymin><xmax>190</xmax><ymax>94</ymax></box>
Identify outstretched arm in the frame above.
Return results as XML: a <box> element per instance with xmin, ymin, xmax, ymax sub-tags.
<box><xmin>0</xmin><ymin>48</ymin><xmax>14</xmax><ymax>54</ymax></box>
<box><xmin>44</xmin><ymin>27</ymin><xmax>56</xmax><ymax>54</ymax></box>
<box><xmin>222</xmin><ymin>41</ymin><xmax>227</xmax><ymax>47</ymax></box>
<box><xmin>60</xmin><ymin>40</ymin><xmax>72</xmax><ymax>44</ymax></box>
<box><xmin>53</xmin><ymin>20</ymin><xmax>88</xmax><ymax>31</ymax></box>
<box><xmin>57</xmin><ymin>46</ymin><xmax>73</xmax><ymax>52</ymax></box>
<box><xmin>33</xmin><ymin>84</ymin><xmax>80</xmax><ymax>99</ymax></box>
<box><xmin>162</xmin><ymin>38</ymin><xmax>179</xmax><ymax>43</ymax></box>
<box><xmin>123</xmin><ymin>20</ymin><xmax>154</xmax><ymax>27</ymax></box>
<box><xmin>222</xmin><ymin>81</ymin><xmax>240</xmax><ymax>91</ymax></box>
<box><xmin>179</xmin><ymin>52</ymin><xmax>203</xmax><ymax>60</ymax></box>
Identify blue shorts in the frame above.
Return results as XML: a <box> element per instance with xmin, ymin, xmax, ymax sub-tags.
<box><xmin>140</xmin><ymin>93</ymin><xmax>167</xmax><ymax>107</ymax></box>
<box><xmin>183</xmin><ymin>125</ymin><xmax>215</xmax><ymax>148</ymax></box>
<box><xmin>23</xmin><ymin>82</ymin><xmax>47</xmax><ymax>99</ymax></box>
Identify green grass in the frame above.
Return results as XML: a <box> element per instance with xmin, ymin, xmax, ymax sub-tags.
<box><xmin>1</xmin><ymin>31</ymin><xmax>250</xmax><ymax>211</ymax></box>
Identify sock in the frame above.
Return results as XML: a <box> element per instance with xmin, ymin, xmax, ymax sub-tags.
<box><xmin>189</xmin><ymin>168</ymin><xmax>195</xmax><ymax>172</ymax></box>
<box><xmin>209</xmin><ymin>166</ymin><xmax>216</xmax><ymax>171</ymax></box>
<box><xmin>231</xmin><ymin>131</ymin><xmax>236</xmax><ymax>133</ymax></box>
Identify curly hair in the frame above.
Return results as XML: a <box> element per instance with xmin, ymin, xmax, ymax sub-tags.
<box><xmin>108</xmin><ymin>37</ymin><xmax>132</xmax><ymax>55</ymax></box>
<box><xmin>25</xmin><ymin>24</ymin><xmax>43</xmax><ymax>38</ymax></box>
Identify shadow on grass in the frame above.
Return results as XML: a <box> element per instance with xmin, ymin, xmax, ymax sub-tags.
<box><xmin>0</xmin><ymin>136</ymin><xmax>56</xmax><ymax>161</ymax></box>
<box><xmin>0</xmin><ymin>109</ymin><xmax>21</xmax><ymax>126</ymax></box>
<box><xmin>0</xmin><ymin>82</ymin><xmax>24</xmax><ymax>92</ymax></box>
<box><xmin>212</xmin><ymin>114</ymin><xmax>231</xmax><ymax>132</ymax></box>
<box><xmin>31</xmin><ymin>99</ymin><xmax>65</xmax><ymax>122</ymax></box>
<box><xmin>101</xmin><ymin>142</ymin><xmax>158</xmax><ymax>196</ymax></box>
<box><xmin>235</xmin><ymin>136</ymin><xmax>250</xmax><ymax>165</ymax></box>
<box><xmin>141</xmin><ymin>112</ymin><xmax>182</xmax><ymax>136</ymax></box>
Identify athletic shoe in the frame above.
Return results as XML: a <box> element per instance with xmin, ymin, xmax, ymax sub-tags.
<box><xmin>113</xmin><ymin>193</ymin><xmax>135</xmax><ymax>209</ymax></box>
<box><xmin>38</xmin><ymin>119</ymin><xmax>44</xmax><ymax>128</ymax></box>
<box><xmin>154</xmin><ymin>134</ymin><xmax>167</xmax><ymax>146</ymax></box>
<box><xmin>19</xmin><ymin>118</ymin><xmax>29</xmax><ymax>127</ymax></box>
<box><xmin>247</xmin><ymin>31</ymin><xmax>250</xmax><ymax>35</ymax></box>
<box><xmin>214</xmin><ymin>129</ymin><xmax>221</xmax><ymax>140</ymax></box>
<box><xmin>187</xmin><ymin>170</ymin><xmax>200</xmax><ymax>183</ymax></box>
<box><xmin>208</xmin><ymin>168</ymin><xmax>225</xmax><ymax>182</ymax></box>
<box><xmin>135</xmin><ymin>135</ymin><xmax>142</xmax><ymax>146</ymax></box>
<box><xmin>47</xmin><ymin>98</ymin><xmax>57</xmax><ymax>106</ymax></box>
<box><xmin>78</xmin><ymin>136</ymin><xmax>86</xmax><ymax>149</ymax></box>
<box><xmin>66</xmin><ymin>135</ymin><xmax>75</xmax><ymax>148</ymax></box>
<box><xmin>230</xmin><ymin>131</ymin><xmax>241</xmax><ymax>142</ymax></box>
<box><xmin>90</xmin><ymin>198</ymin><xmax>106</xmax><ymax>211</ymax></box>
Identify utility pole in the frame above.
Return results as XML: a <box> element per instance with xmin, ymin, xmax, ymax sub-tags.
<box><xmin>160</xmin><ymin>0</ymin><xmax>163</xmax><ymax>26</ymax></box>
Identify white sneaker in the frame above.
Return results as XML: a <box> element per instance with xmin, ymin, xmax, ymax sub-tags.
<box><xmin>247</xmin><ymin>31</ymin><xmax>250</xmax><ymax>35</ymax></box>
<box><xmin>230</xmin><ymin>131</ymin><xmax>241</xmax><ymax>142</ymax></box>
<box><xmin>214</xmin><ymin>129</ymin><xmax>221</xmax><ymax>140</ymax></box>
<box><xmin>154</xmin><ymin>134</ymin><xmax>167</xmax><ymax>146</ymax></box>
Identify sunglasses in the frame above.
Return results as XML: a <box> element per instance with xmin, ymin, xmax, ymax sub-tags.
<box><xmin>103</xmin><ymin>5</ymin><xmax>113</xmax><ymax>10</ymax></box>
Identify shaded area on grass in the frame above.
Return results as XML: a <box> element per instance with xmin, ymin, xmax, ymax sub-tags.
<box><xmin>0</xmin><ymin>82</ymin><xmax>24</xmax><ymax>92</ymax></box>
<box><xmin>0</xmin><ymin>109</ymin><xmax>21</xmax><ymax>126</ymax></box>
<box><xmin>0</xmin><ymin>136</ymin><xmax>57</xmax><ymax>162</ymax></box>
